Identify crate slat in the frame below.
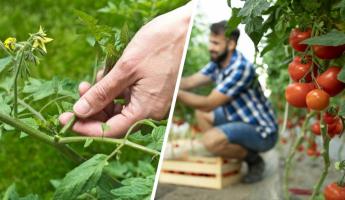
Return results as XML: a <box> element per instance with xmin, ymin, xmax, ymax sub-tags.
<box><xmin>159</xmin><ymin>156</ymin><xmax>242</xmax><ymax>189</ymax></box>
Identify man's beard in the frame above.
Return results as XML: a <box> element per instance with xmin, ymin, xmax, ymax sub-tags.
<box><xmin>210</xmin><ymin>48</ymin><xmax>228</xmax><ymax>63</ymax></box>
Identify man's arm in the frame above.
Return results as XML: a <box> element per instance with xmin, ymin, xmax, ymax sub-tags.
<box><xmin>178</xmin><ymin>89</ymin><xmax>230</xmax><ymax>112</ymax></box>
<box><xmin>180</xmin><ymin>73</ymin><xmax>212</xmax><ymax>90</ymax></box>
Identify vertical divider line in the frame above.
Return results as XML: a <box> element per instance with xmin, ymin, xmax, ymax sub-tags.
<box><xmin>150</xmin><ymin>1</ymin><xmax>199</xmax><ymax>199</ymax></box>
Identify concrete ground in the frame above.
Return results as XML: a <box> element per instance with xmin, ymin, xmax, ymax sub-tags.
<box><xmin>155</xmin><ymin>139</ymin><xmax>343</xmax><ymax>200</ymax></box>
<box><xmin>155</xmin><ymin>150</ymin><xmax>282</xmax><ymax>200</ymax></box>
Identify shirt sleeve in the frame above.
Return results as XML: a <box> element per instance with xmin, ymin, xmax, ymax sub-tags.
<box><xmin>216</xmin><ymin>62</ymin><xmax>255</xmax><ymax>97</ymax></box>
<box><xmin>199</xmin><ymin>62</ymin><xmax>217</xmax><ymax>81</ymax></box>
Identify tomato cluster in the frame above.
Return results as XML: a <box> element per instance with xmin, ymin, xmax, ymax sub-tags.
<box><xmin>285</xmin><ymin>28</ymin><xmax>345</xmax><ymax>140</ymax></box>
<box><xmin>324</xmin><ymin>182</ymin><xmax>345</xmax><ymax>200</ymax></box>
<box><xmin>311</xmin><ymin>111</ymin><xmax>343</xmax><ymax>138</ymax></box>
<box><xmin>286</xmin><ymin>28</ymin><xmax>345</xmax><ymax>112</ymax></box>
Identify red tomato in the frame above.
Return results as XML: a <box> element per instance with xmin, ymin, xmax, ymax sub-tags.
<box><xmin>288</xmin><ymin>56</ymin><xmax>316</xmax><ymax>82</ymax></box>
<box><xmin>311</xmin><ymin>122</ymin><xmax>321</xmax><ymax>136</ymax></box>
<box><xmin>328</xmin><ymin>119</ymin><xmax>344</xmax><ymax>136</ymax></box>
<box><xmin>317</xmin><ymin>67</ymin><xmax>345</xmax><ymax>97</ymax></box>
<box><xmin>323</xmin><ymin>112</ymin><xmax>338</xmax><ymax>125</ymax></box>
<box><xmin>289</xmin><ymin>28</ymin><xmax>312</xmax><ymax>52</ymax></box>
<box><xmin>285</xmin><ymin>83</ymin><xmax>315</xmax><ymax>108</ymax></box>
<box><xmin>306</xmin><ymin>89</ymin><xmax>330</xmax><ymax>111</ymax></box>
<box><xmin>309</xmin><ymin>141</ymin><xmax>317</xmax><ymax>150</ymax></box>
<box><xmin>288</xmin><ymin>56</ymin><xmax>312</xmax><ymax>82</ymax></box>
<box><xmin>307</xmin><ymin>148</ymin><xmax>316</xmax><ymax>157</ymax></box>
<box><xmin>324</xmin><ymin>182</ymin><xmax>345</xmax><ymax>200</ymax></box>
<box><xmin>313</xmin><ymin>45</ymin><xmax>345</xmax><ymax>59</ymax></box>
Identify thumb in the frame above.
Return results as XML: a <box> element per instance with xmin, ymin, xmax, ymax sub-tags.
<box><xmin>73</xmin><ymin>64</ymin><xmax>135</xmax><ymax>118</ymax></box>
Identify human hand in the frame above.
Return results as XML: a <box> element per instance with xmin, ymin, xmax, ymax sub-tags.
<box><xmin>59</xmin><ymin>2</ymin><xmax>193</xmax><ymax>137</ymax></box>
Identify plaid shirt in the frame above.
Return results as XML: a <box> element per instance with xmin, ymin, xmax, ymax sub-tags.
<box><xmin>200</xmin><ymin>50</ymin><xmax>278</xmax><ymax>138</ymax></box>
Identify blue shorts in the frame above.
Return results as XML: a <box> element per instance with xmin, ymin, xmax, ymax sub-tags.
<box><xmin>213</xmin><ymin>107</ymin><xmax>277</xmax><ymax>152</ymax></box>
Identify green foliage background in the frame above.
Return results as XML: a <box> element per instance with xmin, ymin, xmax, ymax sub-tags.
<box><xmin>0</xmin><ymin>0</ymin><xmax>188</xmax><ymax>199</ymax></box>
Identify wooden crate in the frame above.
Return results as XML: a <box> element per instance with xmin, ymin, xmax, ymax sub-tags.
<box><xmin>159</xmin><ymin>156</ymin><xmax>242</xmax><ymax>189</ymax></box>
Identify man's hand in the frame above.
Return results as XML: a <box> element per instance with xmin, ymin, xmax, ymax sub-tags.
<box><xmin>59</xmin><ymin>3</ymin><xmax>193</xmax><ymax>138</ymax></box>
<box><xmin>178</xmin><ymin>89</ymin><xmax>230</xmax><ymax>112</ymax></box>
<box><xmin>180</xmin><ymin>73</ymin><xmax>211</xmax><ymax>90</ymax></box>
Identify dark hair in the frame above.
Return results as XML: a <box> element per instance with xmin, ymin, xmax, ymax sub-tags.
<box><xmin>210</xmin><ymin>20</ymin><xmax>240</xmax><ymax>43</ymax></box>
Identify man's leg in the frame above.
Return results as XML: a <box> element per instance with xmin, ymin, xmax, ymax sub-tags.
<box><xmin>201</xmin><ymin>128</ymin><xmax>247</xmax><ymax>159</ymax></box>
<box><xmin>195</xmin><ymin>109</ymin><xmax>214</xmax><ymax>132</ymax></box>
<box><xmin>201</xmin><ymin>128</ymin><xmax>265</xmax><ymax>184</ymax></box>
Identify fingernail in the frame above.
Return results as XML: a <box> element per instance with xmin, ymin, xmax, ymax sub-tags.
<box><xmin>74</xmin><ymin>99</ymin><xmax>90</xmax><ymax>115</ymax></box>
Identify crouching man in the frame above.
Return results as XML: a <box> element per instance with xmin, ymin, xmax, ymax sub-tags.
<box><xmin>177</xmin><ymin>21</ymin><xmax>278</xmax><ymax>183</ymax></box>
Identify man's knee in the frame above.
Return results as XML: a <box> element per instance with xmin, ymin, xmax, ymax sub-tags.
<box><xmin>195</xmin><ymin>109</ymin><xmax>213</xmax><ymax>123</ymax></box>
<box><xmin>202</xmin><ymin>129</ymin><xmax>228</xmax><ymax>154</ymax></box>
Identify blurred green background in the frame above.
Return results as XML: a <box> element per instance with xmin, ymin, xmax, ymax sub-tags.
<box><xmin>0</xmin><ymin>0</ymin><xmax>188</xmax><ymax>198</ymax></box>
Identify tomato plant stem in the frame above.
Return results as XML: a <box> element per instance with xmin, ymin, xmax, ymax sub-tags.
<box><xmin>58</xmin><ymin>136</ymin><xmax>160</xmax><ymax>156</ymax></box>
<box><xmin>59</xmin><ymin>114</ymin><xmax>76</xmax><ymax>135</ymax></box>
<box><xmin>284</xmin><ymin>112</ymin><xmax>314</xmax><ymax>200</ymax></box>
<box><xmin>0</xmin><ymin>112</ymin><xmax>84</xmax><ymax>163</ymax></box>
<box><xmin>18</xmin><ymin>98</ymin><xmax>46</xmax><ymax>122</ymax></box>
<box><xmin>12</xmin><ymin>52</ymin><xmax>24</xmax><ymax>118</ymax></box>
<box><xmin>310</xmin><ymin>115</ymin><xmax>331</xmax><ymax>200</ymax></box>
<box><xmin>39</xmin><ymin>95</ymin><xmax>72</xmax><ymax>113</ymax></box>
<box><xmin>339</xmin><ymin>170</ymin><xmax>345</xmax><ymax>187</ymax></box>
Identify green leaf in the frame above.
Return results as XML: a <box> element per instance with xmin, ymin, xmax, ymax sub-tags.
<box><xmin>339</xmin><ymin>102</ymin><xmax>345</xmax><ymax>116</ymax></box>
<box><xmin>111</xmin><ymin>176</ymin><xmax>154</xmax><ymax>199</ymax></box>
<box><xmin>84</xmin><ymin>138</ymin><xmax>93</xmax><ymax>148</ymax></box>
<box><xmin>104</xmin><ymin>160</ymin><xmax>129</xmax><ymax>178</ymax></box>
<box><xmin>61</xmin><ymin>102</ymin><xmax>73</xmax><ymax>111</ymax></box>
<box><xmin>94</xmin><ymin>174</ymin><xmax>119</xmax><ymax>200</ymax></box>
<box><xmin>244</xmin><ymin>16</ymin><xmax>264</xmax><ymax>46</ymax></box>
<box><xmin>301</xmin><ymin>0</ymin><xmax>321</xmax><ymax>12</ymax></box>
<box><xmin>20</xmin><ymin>118</ymin><xmax>38</xmax><ymax>138</ymax></box>
<box><xmin>137</xmin><ymin>161</ymin><xmax>155</xmax><ymax>176</ymax></box>
<box><xmin>0</xmin><ymin>95</ymin><xmax>11</xmax><ymax>115</ymax></box>
<box><xmin>151</xmin><ymin>126</ymin><xmax>165</xmax><ymax>151</ymax></box>
<box><xmin>74</xmin><ymin>10</ymin><xmax>112</xmax><ymax>42</ymax></box>
<box><xmin>2</xmin><ymin>184</ymin><xmax>40</xmax><ymax>200</ymax></box>
<box><xmin>0</xmin><ymin>56</ymin><xmax>12</xmax><ymax>73</ymax></box>
<box><xmin>50</xmin><ymin>180</ymin><xmax>61</xmax><ymax>189</ymax></box>
<box><xmin>226</xmin><ymin>8</ymin><xmax>242</xmax><ymax>34</ymax></box>
<box><xmin>337</xmin><ymin>67</ymin><xmax>345</xmax><ymax>83</ymax></box>
<box><xmin>238</xmin><ymin>0</ymin><xmax>270</xmax><ymax>18</ymax></box>
<box><xmin>128</xmin><ymin>131</ymin><xmax>151</xmax><ymax>144</ymax></box>
<box><xmin>302</xmin><ymin>30</ymin><xmax>345</xmax><ymax>46</ymax></box>
<box><xmin>53</xmin><ymin>154</ymin><xmax>108</xmax><ymax>200</ymax></box>
<box><xmin>23</xmin><ymin>78</ymin><xmax>55</xmax><ymax>101</ymax></box>
<box><xmin>2</xmin><ymin>184</ymin><xmax>20</xmax><ymax>200</ymax></box>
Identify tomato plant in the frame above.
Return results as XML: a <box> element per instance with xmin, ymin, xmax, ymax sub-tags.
<box><xmin>227</xmin><ymin>0</ymin><xmax>345</xmax><ymax>199</ymax></box>
<box><xmin>0</xmin><ymin>1</ymin><xmax>188</xmax><ymax>199</ymax></box>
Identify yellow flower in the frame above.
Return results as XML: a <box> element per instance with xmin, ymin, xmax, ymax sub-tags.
<box><xmin>4</xmin><ymin>37</ymin><xmax>16</xmax><ymax>50</ymax></box>
<box><xmin>32</xmin><ymin>26</ymin><xmax>53</xmax><ymax>53</ymax></box>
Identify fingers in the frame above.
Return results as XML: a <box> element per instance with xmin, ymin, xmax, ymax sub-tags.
<box><xmin>59</xmin><ymin>112</ymin><xmax>103</xmax><ymax>136</ymax></box>
<box><xmin>78</xmin><ymin>82</ymin><xmax>109</xmax><ymax>121</ymax></box>
<box><xmin>73</xmin><ymin>64</ymin><xmax>135</xmax><ymax>118</ymax></box>
<box><xmin>60</xmin><ymin>102</ymin><xmax>145</xmax><ymax>138</ymax></box>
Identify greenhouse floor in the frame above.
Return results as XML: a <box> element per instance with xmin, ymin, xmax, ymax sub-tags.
<box><xmin>155</xmin><ymin>139</ymin><xmax>343</xmax><ymax>200</ymax></box>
